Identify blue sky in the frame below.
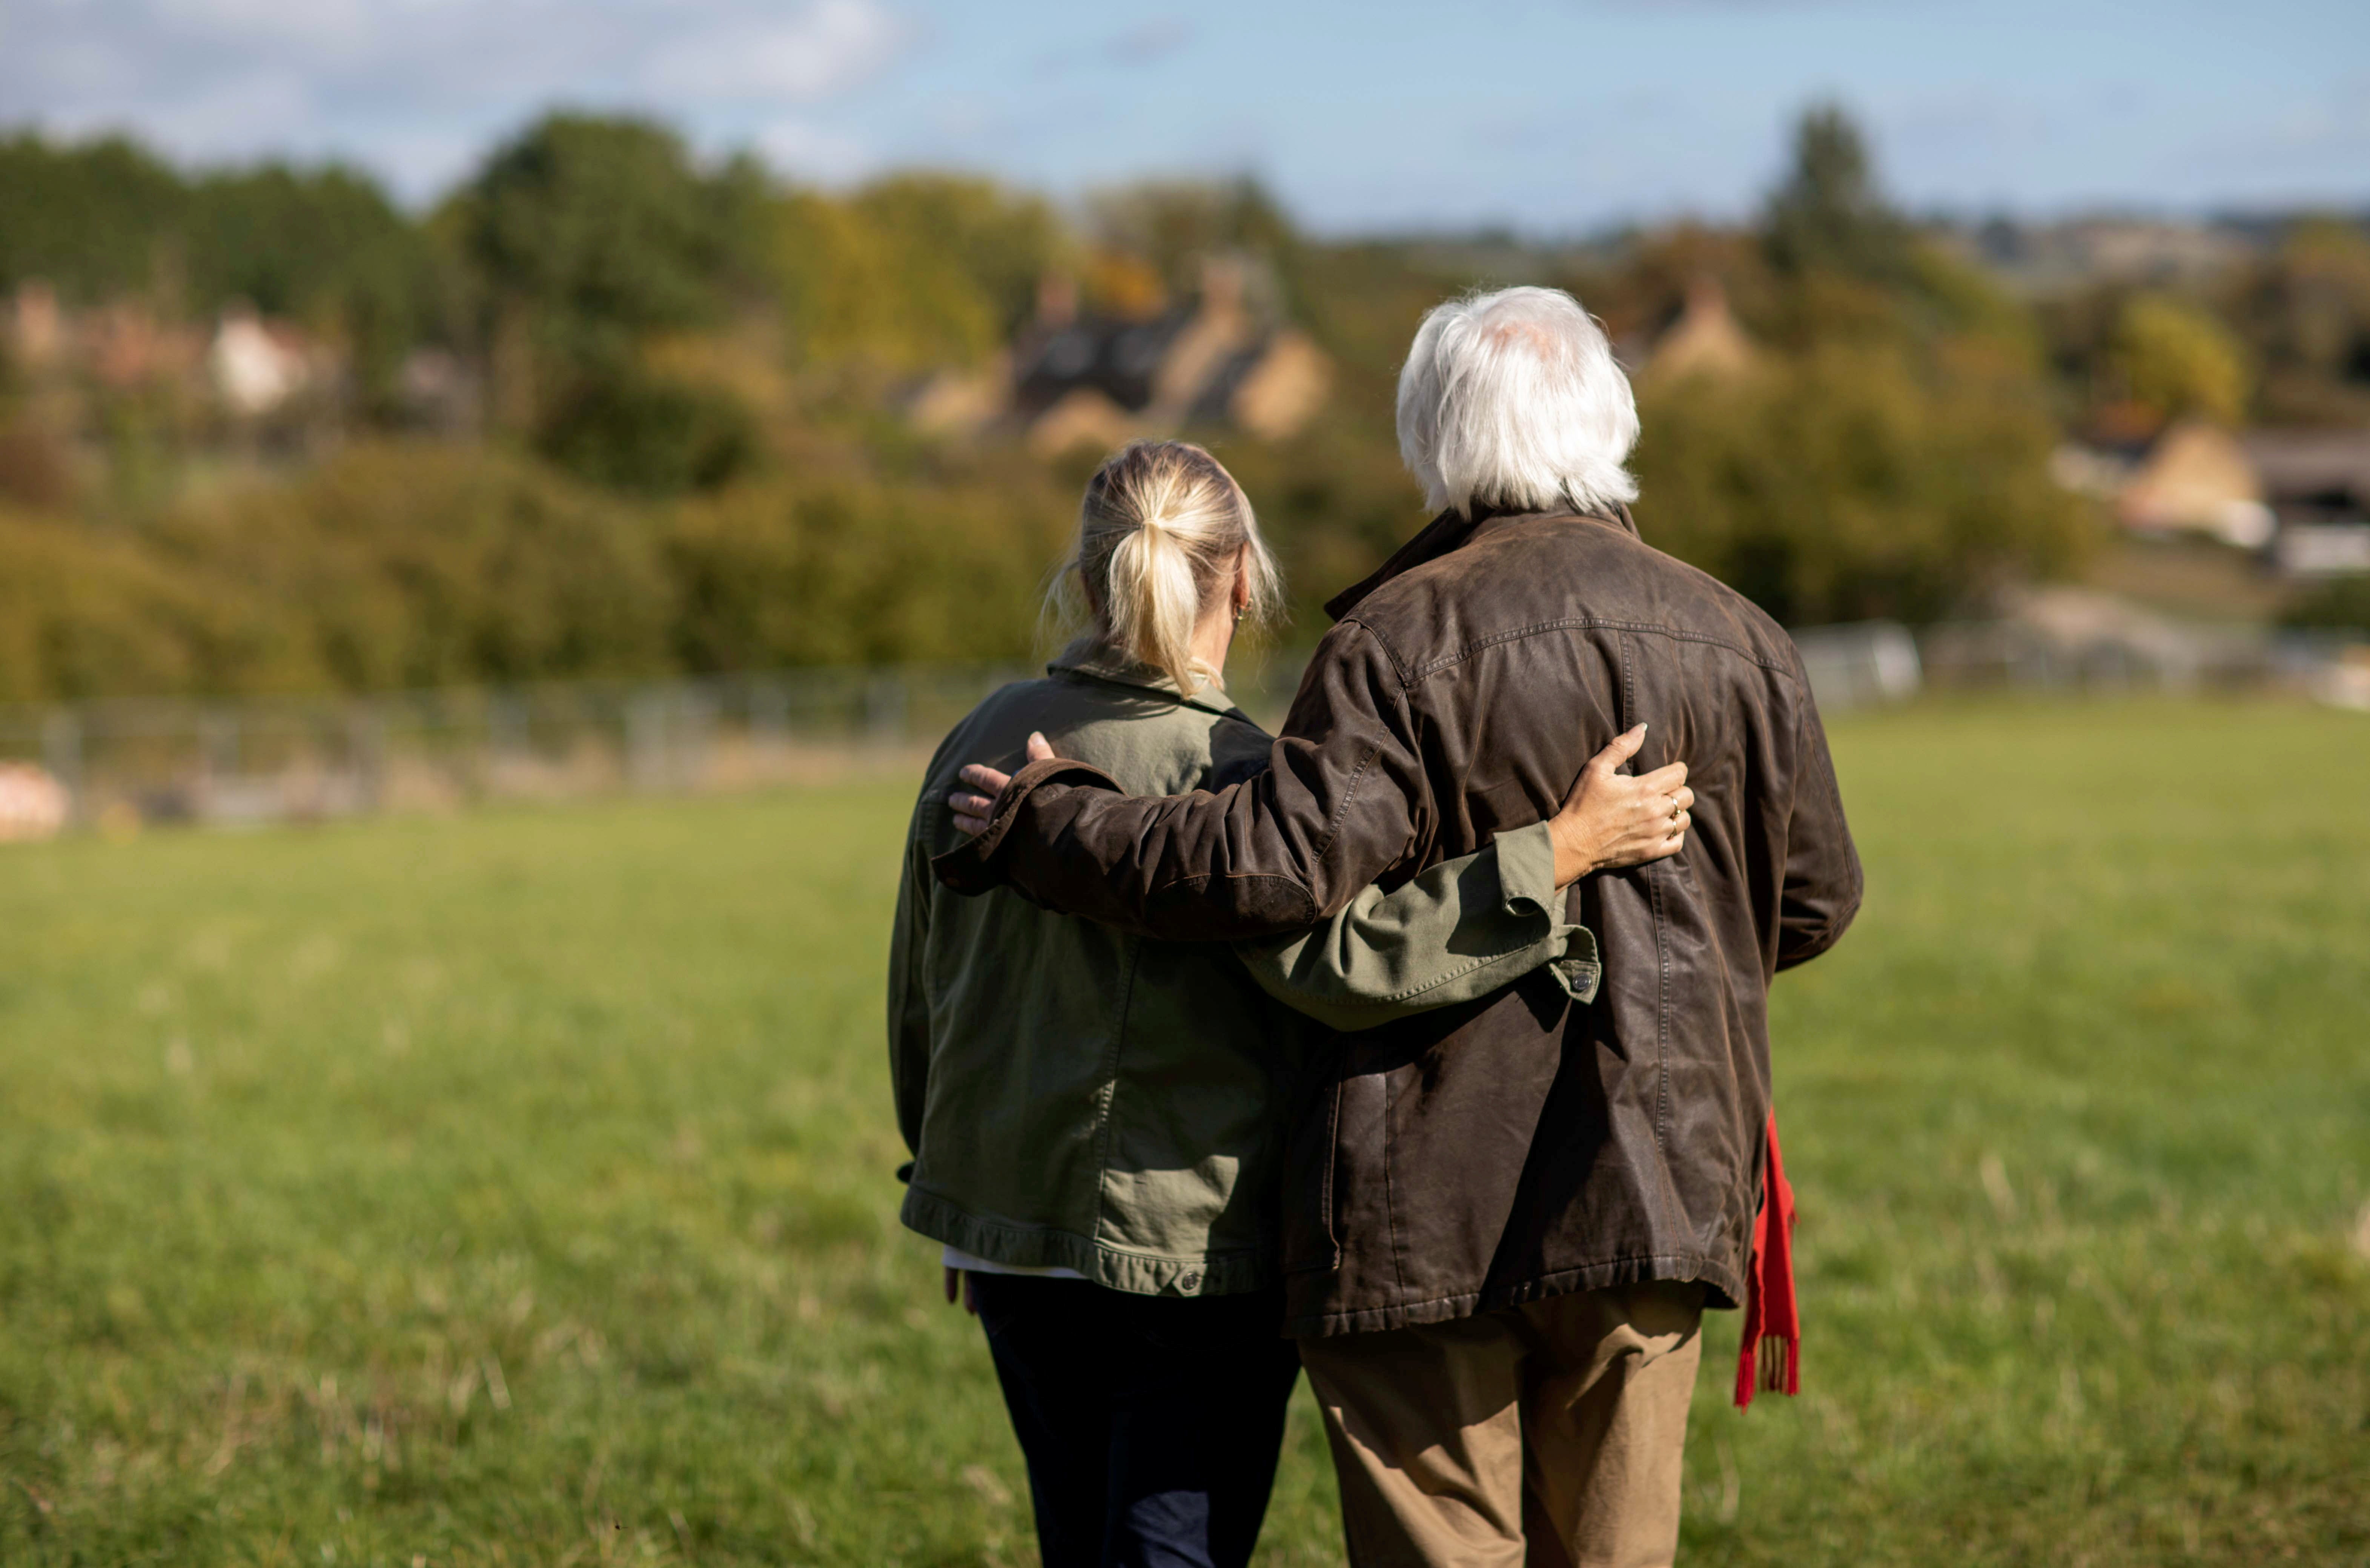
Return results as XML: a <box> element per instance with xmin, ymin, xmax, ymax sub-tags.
<box><xmin>5</xmin><ymin>0</ymin><xmax>2365</xmax><ymax>230</ymax></box>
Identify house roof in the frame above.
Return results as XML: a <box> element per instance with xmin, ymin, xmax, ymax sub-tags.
<box><xmin>1012</xmin><ymin>308</ymin><xmax>1198</xmax><ymax>418</ymax></box>
<box><xmin>2240</xmin><ymin>430</ymin><xmax>2370</xmax><ymax>509</ymax></box>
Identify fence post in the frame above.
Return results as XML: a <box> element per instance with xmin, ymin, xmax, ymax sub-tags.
<box><xmin>627</xmin><ymin>691</ymin><xmax>670</xmax><ymax>793</ymax></box>
<box><xmin>348</xmin><ymin>701</ymin><xmax>386</xmax><ymax>813</ymax></box>
<box><xmin>749</xmin><ymin>679</ymin><xmax>789</xmax><ymax>752</ymax></box>
<box><xmin>677</xmin><ymin>687</ymin><xmax>716</xmax><ymax>792</ymax></box>
<box><xmin>488</xmin><ymin>692</ymin><xmax>527</xmax><ymax>763</ymax></box>
<box><xmin>864</xmin><ymin>674</ymin><xmax>907</xmax><ymax>747</ymax></box>
<box><xmin>199</xmin><ymin>710</ymin><xmax>238</xmax><ymax>805</ymax></box>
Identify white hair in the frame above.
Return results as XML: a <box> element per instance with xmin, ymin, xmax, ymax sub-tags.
<box><xmin>1395</xmin><ymin>285</ymin><xmax>1640</xmax><ymax>519</ymax></box>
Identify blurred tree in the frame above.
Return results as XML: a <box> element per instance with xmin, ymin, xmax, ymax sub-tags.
<box><xmin>771</xmin><ymin>190</ymin><xmax>909</xmax><ymax>370</ymax></box>
<box><xmin>186</xmin><ymin>163</ymin><xmax>441</xmax><ymax>409</ymax></box>
<box><xmin>0</xmin><ymin>134</ymin><xmax>190</xmax><ymax>304</ymax></box>
<box><xmin>1086</xmin><ymin>178</ymin><xmax>1307</xmax><ymax>317</ymax></box>
<box><xmin>769</xmin><ymin>174</ymin><xmax>1064</xmax><ymax>380</ymax></box>
<box><xmin>771</xmin><ymin>189</ymin><xmax>998</xmax><ymax>373</ymax></box>
<box><xmin>1763</xmin><ymin>105</ymin><xmax>1913</xmax><ymax>287</ymax></box>
<box><xmin>455</xmin><ymin>114</ymin><xmax>767</xmax><ymax>489</ymax></box>
<box><xmin>536</xmin><ymin>371</ymin><xmax>757</xmax><ymax>496</ymax></box>
<box><xmin>2279</xmin><ymin>574</ymin><xmax>2370</xmax><ymax>635</ymax></box>
<box><xmin>0</xmin><ymin>135</ymin><xmax>441</xmax><ymax>413</ymax></box>
<box><xmin>851</xmin><ymin>174</ymin><xmax>1065</xmax><ymax>342</ymax></box>
<box><xmin>2227</xmin><ymin>218</ymin><xmax>2370</xmax><ymax>426</ymax></box>
<box><xmin>459</xmin><ymin>115</ymin><xmax>754</xmax><ymax>366</ymax></box>
<box><xmin>2113</xmin><ymin>294</ymin><xmax>2250</xmax><ymax>424</ymax></box>
<box><xmin>0</xmin><ymin>506</ymin><xmax>266</xmax><ymax>701</ymax></box>
<box><xmin>149</xmin><ymin>443</ymin><xmax>674</xmax><ymax>690</ymax></box>
<box><xmin>1633</xmin><ymin>343</ymin><xmax>2092</xmax><ymax>625</ymax></box>
<box><xmin>665</xmin><ymin>459</ymin><xmax>1072</xmax><ymax>670</ymax></box>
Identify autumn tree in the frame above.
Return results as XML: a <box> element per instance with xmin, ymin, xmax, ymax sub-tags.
<box><xmin>2111</xmin><ymin>294</ymin><xmax>2251</xmax><ymax>425</ymax></box>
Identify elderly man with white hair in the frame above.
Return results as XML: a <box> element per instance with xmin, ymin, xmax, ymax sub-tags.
<box><xmin>940</xmin><ymin>286</ymin><xmax>1862</xmax><ymax>1566</ymax></box>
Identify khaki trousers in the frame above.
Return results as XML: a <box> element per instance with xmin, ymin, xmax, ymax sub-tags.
<box><xmin>1298</xmin><ymin>1281</ymin><xmax>1706</xmax><ymax>1568</ymax></box>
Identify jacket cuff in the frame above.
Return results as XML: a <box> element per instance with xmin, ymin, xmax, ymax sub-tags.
<box><xmin>929</xmin><ymin>756</ymin><xmax>1120</xmax><ymax>895</ymax></box>
<box><xmin>1493</xmin><ymin>820</ymin><xmax>1563</xmax><ymax>916</ymax></box>
<box><xmin>1497</xmin><ymin>820</ymin><xmax>1602</xmax><ymax>1005</ymax></box>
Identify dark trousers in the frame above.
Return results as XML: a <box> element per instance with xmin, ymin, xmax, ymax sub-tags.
<box><xmin>968</xmin><ymin>1273</ymin><xmax>1304</xmax><ymax>1568</ymax></box>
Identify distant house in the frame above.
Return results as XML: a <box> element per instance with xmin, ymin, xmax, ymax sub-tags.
<box><xmin>1952</xmin><ymin>216</ymin><xmax>2259</xmax><ymax>296</ymax></box>
<box><xmin>1638</xmin><ymin>278</ymin><xmax>1756</xmax><ymax>387</ymax></box>
<box><xmin>208</xmin><ymin>306</ymin><xmax>330</xmax><ymax>416</ymax></box>
<box><xmin>2056</xmin><ymin>419</ymin><xmax>2370</xmax><ymax>572</ymax></box>
<box><xmin>395</xmin><ymin>347</ymin><xmax>484</xmax><ymax>434</ymax></box>
<box><xmin>2117</xmin><ymin>421</ymin><xmax>2275</xmax><ymax>547</ymax></box>
<box><xmin>83</xmin><ymin>301</ymin><xmax>203</xmax><ymax>392</ymax></box>
<box><xmin>908</xmin><ymin>256</ymin><xmax>1332</xmax><ymax>453</ymax></box>
<box><xmin>2244</xmin><ymin>430</ymin><xmax>2370</xmax><ymax>577</ymax></box>
<box><xmin>5</xmin><ymin>282</ymin><xmax>66</xmax><ymax>372</ymax></box>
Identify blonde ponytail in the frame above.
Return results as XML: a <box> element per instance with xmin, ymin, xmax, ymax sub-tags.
<box><xmin>1049</xmin><ymin>441</ymin><xmax>1281</xmax><ymax>695</ymax></box>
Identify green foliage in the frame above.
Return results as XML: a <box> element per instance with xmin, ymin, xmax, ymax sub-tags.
<box><xmin>1762</xmin><ymin>105</ymin><xmax>1913</xmax><ymax>287</ymax></box>
<box><xmin>535</xmin><ymin>371</ymin><xmax>758</xmax><ymax>496</ymax></box>
<box><xmin>0</xmin><ymin>417</ymin><xmax>77</xmax><ymax>511</ymax></box>
<box><xmin>446</xmin><ymin>115</ymin><xmax>790</xmax><ymax>488</ymax></box>
<box><xmin>771</xmin><ymin>191</ymin><xmax>991</xmax><ymax>374</ymax></box>
<box><xmin>146</xmin><ymin>443</ymin><xmax>674</xmax><ymax>691</ymax></box>
<box><xmin>1633</xmin><ymin>343</ymin><xmax>2093</xmax><ymax>624</ymax></box>
<box><xmin>2228</xmin><ymin>217</ymin><xmax>2370</xmax><ymax>426</ymax></box>
<box><xmin>0</xmin><ymin>507</ymin><xmax>272</xmax><ymax>701</ymax></box>
<box><xmin>849</xmin><ymin>174</ymin><xmax>1066</xmax><ymax>344</ymax></box>
<box><xmin>664</xmin><ymin>464</ymin><xmax>1072</xmax><ymax>670</ymax></box>
<box><xmin>769</xmin><ymin>176</ymin><xmax>1063</xmax><ymax>375</ymax></box>
<box><xmin>0</xmin><ymin>133</ymin><xmax>189</xmax><ymax>303</ymax></box>
<box><xmin>458</xmin><ymin>115</ymin><xmax>760</xmax><ymax>367</ymax></box>
<box><xmin>1205</xmin><ymin>414</ymin><xmax>1430</xmax><ymax>630</ymax></box>
<box><xmin>0</xmin><ymin>442</ymin><xmax>1087</xmax><ymax>702</ymax></box>
<box><xmin>2279</xmin><ymin>574</ymin><xmax>2370</xmax><ymax>635</ymax></box>
<box><xmin>0</xmin><ymin>704</ymin><xmax>2365</xmax><ymax>1562</ymax></box>
<box><xmin>2113</xmin><ymin>294</ymin><xmax>2251</xmax><ymax>424</ymax></box>
<box><xmin>0</xmin><ymin>135</ymin><xmax>439</xmax><ymax>405</ymax></box>
<box><xmin>0</xmin><ymin>109</ymin><xmax>2110</xmax><ymax>689</ymax></box>
<box><xmin>187</xmin><ymin>163</ymin><xmax>443</xmax><ymax>403</ymax></box>
<box><xmin>1089</xmin><ymin>178</ymin><xmax>1309</xmax><ymax>310</ymax></box>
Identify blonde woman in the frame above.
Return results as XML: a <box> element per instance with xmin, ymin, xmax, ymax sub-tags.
<box><xmin>889</xmin><ymin>441</ymin><xmax>1688</xmax><ymax>1568</ymax></box>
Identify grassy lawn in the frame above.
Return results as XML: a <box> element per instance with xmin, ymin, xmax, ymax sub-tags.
<box><xmin>2</xmin><ymin>699</ymin><xmax>2365</xmax><ymax>1565</ymax></box>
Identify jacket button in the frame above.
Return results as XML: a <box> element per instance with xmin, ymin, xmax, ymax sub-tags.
<box><xmin>1178</xmin><ymin>1272</ymin><xmax>1200</xmax><ymax>1292</ymax></box>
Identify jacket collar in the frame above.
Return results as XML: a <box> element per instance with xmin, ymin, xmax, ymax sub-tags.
<box><xmin>1324</xmin><ymin>501</ymin><xmax>1640</xmax><ymax>622</ymax></box>
<box><xmin>1047</xmin><ymin>643</ymin><xmax>1243</xmax><ymax>718</ymax></box>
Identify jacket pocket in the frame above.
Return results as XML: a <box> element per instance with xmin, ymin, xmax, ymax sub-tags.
<box><xmin>1282</xmin><ymin>1077</ymin><xmax>1345</xmax><ymax>1274</ymax></box>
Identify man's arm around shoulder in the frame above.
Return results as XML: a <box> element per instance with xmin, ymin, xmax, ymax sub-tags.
<box><xmin>934</xmin><ymin>621</ymin><xmax>1433</xmax><ymax>943</ymax></box>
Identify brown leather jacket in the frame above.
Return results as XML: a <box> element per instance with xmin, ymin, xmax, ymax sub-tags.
<box><xmin>937</xmin><ymin>506</ymin><xmax>1862</xmax><ymax>1337</ymax></box>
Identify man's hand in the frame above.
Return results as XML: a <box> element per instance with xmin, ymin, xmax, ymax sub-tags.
<box><xmin>949</xmin><ymin>732</ymin><xmax>1054</xmax><ymax>836</ymax></box>
<box><xmin>1548</xmin><ymin>724</ymin><xmax>1692</xmax><ymax>885</ymax></box>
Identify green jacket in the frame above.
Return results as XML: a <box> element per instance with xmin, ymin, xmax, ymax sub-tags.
<box><xmin>889</xmin><ymin>650</ymin><xmax>1595</xmax><ymax>1297</ymax></box>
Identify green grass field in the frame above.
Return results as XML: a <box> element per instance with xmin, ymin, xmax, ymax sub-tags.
<box><xmin>3</xmin><ymin>700</ymin><xmax>2366</xmax><ymax>1565</ymax></box>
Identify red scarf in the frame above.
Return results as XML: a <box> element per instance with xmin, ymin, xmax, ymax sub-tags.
<box><xmin>1734</xmin><ymin>1111</ymin><xmax>1800</xmax><ymax>1408</ymax></box>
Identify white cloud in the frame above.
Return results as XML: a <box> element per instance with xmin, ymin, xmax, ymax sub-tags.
<box><xmin>755</xmin><ymin>117</ymin><xmax>880</xmax><ymax>183</ymax></box>
<box><xmin>646</xmin><ymin>0</ymin><xmax>912</xmax><ymax>100</ymax></box>
<box><xmin>148</xmin><ymin>0</ymin><xmax>379</xmax><ymax>54</ymax></box>
<box><xmin>0</xmin><ymin>0</ymin><xmax>917</xmax><ymax>200</ymax></box>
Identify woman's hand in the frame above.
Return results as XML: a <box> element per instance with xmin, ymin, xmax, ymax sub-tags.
<box><xmin>1549</xmin><ymin>725</ymin><xmax>1691</xmax><ymax>885</ymax></box>
<box><xmin>949</xmin><ymin>732</ymin><xmax>1054</xmax><ymax>836</ymax></box>
<box><xmin>943</xmin><ymin>1266</ymin><xmax>978</xmax><ymax>1315</ymax></box>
